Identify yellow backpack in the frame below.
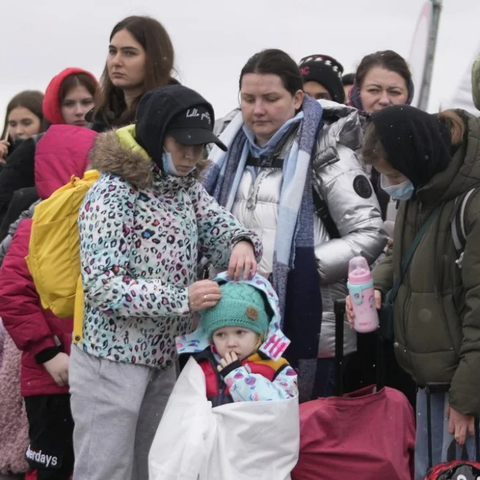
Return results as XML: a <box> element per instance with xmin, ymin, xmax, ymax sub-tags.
<box><xmin>26</xmin><ymin>169</ymin><xmax>99</xmax><ymax>343</ymax></box>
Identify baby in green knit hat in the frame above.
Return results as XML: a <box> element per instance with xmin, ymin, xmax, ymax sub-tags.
<box><xmin>202</xmin><ymin>282</ymin><xmax>270</xmax><ymax>366</ymax></box>
<box><xmin>194</xmin><ymin>279</ymin><xmax>298</xmax><ymax>404</ymax></box>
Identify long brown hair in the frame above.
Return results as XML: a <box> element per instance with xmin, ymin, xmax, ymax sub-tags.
<box><xmin>93</xmin><ymin>16</ymin><xmax>175</xmax><ymax>128</ymax></box>
<box><xmin>1</xmin><ymin>90</ymin><xmax>46</xmax><ymax>140</ymax></box>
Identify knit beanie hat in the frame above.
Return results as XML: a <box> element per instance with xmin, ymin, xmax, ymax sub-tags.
<box><xmin>201</xmin><ymin>282</ymin><xmax>270</xmax><ymax>340</ymax></box>
<box><xmin>299</xmin><ymin>54</ymin><xmax>345</xmax><ymax>103</ymax></box>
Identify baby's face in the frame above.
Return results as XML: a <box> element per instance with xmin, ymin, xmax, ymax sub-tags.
<box><xmin>212</xmin><ymin>327</ymin><xmax>259</xmax><ymax>360</ymax></box>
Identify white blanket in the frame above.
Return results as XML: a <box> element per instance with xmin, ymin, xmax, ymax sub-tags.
<box><xmin>148</xmin><ymin>357</ymin><xmax>299</xmax><ymax>480</ymax></box>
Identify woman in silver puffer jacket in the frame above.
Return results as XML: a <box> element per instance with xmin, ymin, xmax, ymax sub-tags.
<box><xmin>206</xmin><ymin>49</ymin><xmax>387</xmax><ymax>401</ymax></box>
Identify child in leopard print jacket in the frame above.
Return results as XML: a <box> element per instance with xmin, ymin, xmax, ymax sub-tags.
<box><xmin>69</xmin><ymin>85</ymin><xmax>263</xmax><ymax>480</ymax></box>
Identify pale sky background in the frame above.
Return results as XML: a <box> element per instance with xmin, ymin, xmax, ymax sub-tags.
<box><xmin>1</xmin><ymin>0</ymin><xmax>479</xmax><ymax>125</ymax></box>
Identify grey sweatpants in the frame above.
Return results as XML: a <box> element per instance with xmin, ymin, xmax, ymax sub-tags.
<box><xmin>69</xmin><ymin>346</ymin><xmax>176</xmax><ymax>480</ymax></box>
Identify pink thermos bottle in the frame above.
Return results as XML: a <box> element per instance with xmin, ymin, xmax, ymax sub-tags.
<box><xmin>347</xmin><ymin>256</ymin><xmax>379</xmax><ymax>333</ymax></box>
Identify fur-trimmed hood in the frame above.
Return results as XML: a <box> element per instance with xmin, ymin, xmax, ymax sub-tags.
<box><xmin>89</xmin><ymin>125</ymin><xmax>207</xmax><ymax>190</ymax></box>
<box><xmin>88</xmin><ymin>126</ymin><xmax>154</xmax><ymax>190</ymax></box>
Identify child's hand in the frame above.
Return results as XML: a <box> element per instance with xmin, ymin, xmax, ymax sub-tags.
<box><xmin>217</xmin><ymin>351</ymin><xmax>239</xmax><ymax>372</ymax></box>
<box><xmin>43</xmin><ymin>352</ymin><xmax>69</xmax><ymax>386</ymax></box>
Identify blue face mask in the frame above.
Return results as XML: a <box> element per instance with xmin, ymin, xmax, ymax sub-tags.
<box><xmin>162</xmin><ymin>151</ymin><xmax>195</xmax><ymax>177</ymax></box>
<box><xmin>381</xmin><ymin>174</ymin><xmax>415</xmax><ymax>201</ymax></box>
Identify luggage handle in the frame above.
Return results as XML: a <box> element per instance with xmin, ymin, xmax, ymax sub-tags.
<box><xmin>334</xmin><ymin>300</ymin><xmax>345</xmax><ymax>396</ymax></box>
<box><xmin>334</xmin><ymin>299</ymin><xmax>384</xmax><ymax>397</ymax></box>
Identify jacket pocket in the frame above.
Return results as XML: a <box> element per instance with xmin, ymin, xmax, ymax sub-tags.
<box><xmin>405</xmin><ymin>292</ymin><xmax>455</xmax><ymax>354</ymax></box>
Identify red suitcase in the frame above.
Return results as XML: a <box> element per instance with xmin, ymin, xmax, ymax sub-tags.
<box><xmin>292</xmin><ymin>300</ymin><xmax>415</xmax><ymax>480</ymax></box>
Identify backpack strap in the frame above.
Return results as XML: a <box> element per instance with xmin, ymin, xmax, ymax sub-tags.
<box><xmin>312</xmin><ymin>186</ymin><xmax>340</xmax><ymax>239</ymax></box>
<box><xmin>451</xmin><ymin>187</ymin><xmax>480</xmax><ymax>268</ymax></box>
<box><xmin>389</xmin><ymin>207</ymin><xmax>441</xmax><ymax>305</ymax></box>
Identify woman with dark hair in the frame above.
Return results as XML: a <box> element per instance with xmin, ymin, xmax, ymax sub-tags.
<box><xmin>90</xmin><ymin>15</ymin><xmax>176</xmax><ymax>131</ymax></box>
<box><xmin>348</xmin><ymin>105</ymin><xmax>480</xmax><ymax>477</ymax></box>
<box><xmin>0</xmin><ymin>68</ymin><xmax>98</xmax><ymax>234</ymax></box>
<box><xmin>0</xmin><ymin>90</ymin><xmax>46</xmax><ymax>161</ymax></box>
<box><xmin>206</xmin><ymin>49</ymin><xmax>387</xmax><ymax>401</ymax></box>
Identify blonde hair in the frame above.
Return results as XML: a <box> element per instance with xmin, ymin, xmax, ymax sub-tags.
<box><xmin>193</xmin><ymin>155</ymin><xmax>211</xmax><ymax>181</ymax></box>
<box><xmin>254</xmin><ymin>333</ymin><xmax>267</xmax><ymax>350</ymax></box>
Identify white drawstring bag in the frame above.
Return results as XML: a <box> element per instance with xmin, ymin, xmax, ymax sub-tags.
<box><xmin>148</xmin><ymin>357</ymin><xmax>299</xmax><ymax>480</ymax></box>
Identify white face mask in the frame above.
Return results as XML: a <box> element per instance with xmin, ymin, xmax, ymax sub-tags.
<box><xmin>162</xmin><ymin>151</ymin><xmax>196</xmax><ymax>177</ymax></box>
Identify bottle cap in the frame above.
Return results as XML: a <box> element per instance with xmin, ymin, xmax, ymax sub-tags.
<box><xmin>348</xmin><ymin>256</ymin><xmax>371</xmax><ymax>284</ymax></box>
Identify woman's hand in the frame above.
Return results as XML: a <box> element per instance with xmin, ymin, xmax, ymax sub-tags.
<box><xmin>346</xmin><ymin>289</ymin><xmax>382</xmax><ymax>329</ymax></box>
<box><xmin>228</xmin><ymin>240</ymin><xmax>257</xmax><ymax>281</ymax></box>
<box><xmin>0</xmin><ymin>140</ymin><xmax>9</xmax><ymax>162</ymax></box>
<box><xmin>447</xmin><ymin>405</ymin><xmax>475</xmax><ymax>446</ymax></box>
<box><xmin>188</xmin><ymin>280</ymin><xmax>222</xmax><ymax>312</ymax></box>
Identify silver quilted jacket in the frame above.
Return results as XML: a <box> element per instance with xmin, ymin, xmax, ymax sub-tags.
<box><xmin>217</xmin><ymin>100</ymin><xmax>388</xmax><ymax>357</ymax></box>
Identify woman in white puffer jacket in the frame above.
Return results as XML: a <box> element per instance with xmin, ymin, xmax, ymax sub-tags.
<box><xmin>206</xmin><ymin>49</ymin><xmax>387</xmax><ymax>401</ymax></box>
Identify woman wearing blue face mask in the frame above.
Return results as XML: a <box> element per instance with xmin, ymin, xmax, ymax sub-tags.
<box><xmin>348</xmin><ymin>104</ymin><xmax>480</xmax><ymax>479</ymax></box>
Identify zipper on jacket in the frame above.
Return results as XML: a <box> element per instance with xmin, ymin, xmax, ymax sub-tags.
<box><xmin>246</xmin><ymin>170</ymin><xmax>273</xmax><ymax>211</ymax></box>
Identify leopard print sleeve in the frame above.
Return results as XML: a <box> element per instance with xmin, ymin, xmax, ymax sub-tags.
<box><xmin>78</xmin><ymin>175</ymin><xmax>191</xmax><ymax>319</ymax></box>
